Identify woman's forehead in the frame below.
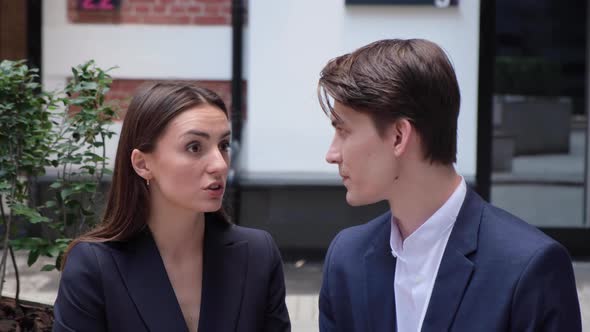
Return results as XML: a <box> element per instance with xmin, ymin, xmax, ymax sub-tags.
<box><xmin>164</xmin><ymin>106</ymin><xmax>230</xmax><ymax>138</ymax></box>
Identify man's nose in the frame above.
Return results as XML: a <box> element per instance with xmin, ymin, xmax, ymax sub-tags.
<box><xmin>325</xmin><ymin>139</ymin><xmax>341</xmax><ymax>164</ymax></box>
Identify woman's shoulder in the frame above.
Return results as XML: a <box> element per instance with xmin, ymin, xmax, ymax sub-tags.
<box><xmin>225</xmin><ymin>224</ymin><xmax>280</xmax><ymax>257</ymax></box>
<box><xmin>228</xmin><ymin>224</ymin><xmax>271</xmax><ymax>240</ymax></box>
<box><xmin>60</xmin><ymin>242</ymin><xmax>108</xmax><ymax>291</ymax></box>
<box><xmin>68</xmin><ymin>239</ymin><xmax>121</xmax><ymax>256</ymax></box>
<box><xmin>63</xmin><ymin>242</ymin><xmax>103</xmax><ymax>270</ymax></box>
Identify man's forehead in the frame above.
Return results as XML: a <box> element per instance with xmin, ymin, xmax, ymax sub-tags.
<box><xmin>331</xmin><ymin>101</ymin><xmax>353</xmax><ymax>124</ymax></box>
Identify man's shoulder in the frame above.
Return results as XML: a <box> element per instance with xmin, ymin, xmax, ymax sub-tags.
<box><xmin>478</xmin><ymin>201</ymin><xmax>564</xmax><ymax>261</ymax></box>
<box><xmin>327</xmin><ymin>211</ymin><xmax>391</xmax><ymax>256</ymax></box>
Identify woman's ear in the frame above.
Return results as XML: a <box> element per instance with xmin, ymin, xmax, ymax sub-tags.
<box><xmin>391</xmin><ymin>118</ymin><xmax>413</xmax><ymax>157</ymax></box>
<box><xmin>131</xmin><ymin>149</ymin><xmax>152</xmax><ymax>181</ymax></box>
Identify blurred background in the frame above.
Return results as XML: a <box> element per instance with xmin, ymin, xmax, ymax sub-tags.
<box><xmin>1</xmin><ymin>0</ymin><xmax>589</xmax><ymax>330</ymax></box>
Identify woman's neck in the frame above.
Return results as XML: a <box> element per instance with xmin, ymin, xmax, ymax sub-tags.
<box><xmin>147</xmin><ymin>195</ymin><xmax>205</xmax><ymax>261</ymax></box>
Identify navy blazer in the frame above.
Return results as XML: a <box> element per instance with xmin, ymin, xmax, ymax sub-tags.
<box><xmin>319</xmin><ymin>188</ymin><xmax>582</xmax><ymax>332</ymax></box>
<box><xmin>53</xmin><ymin>218</ymin><xmax>291</xmax><ymax>332</ymax></box>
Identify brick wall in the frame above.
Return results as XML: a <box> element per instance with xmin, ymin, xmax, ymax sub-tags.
<box><xmin>102</xmin><ymin>79</ymin><xmax>246</xmax><ymax>120</ymax></box>
<box><xmin>67</xmin><ymin>0</ymin><xmax>232</xmax><ymax>25</ymax></box>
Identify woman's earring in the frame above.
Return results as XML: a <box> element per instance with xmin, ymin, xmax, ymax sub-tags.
<box><xmin>146</xmin><ymin>179</ymin><xmax>150</xmax><ymax>186</ymax></box>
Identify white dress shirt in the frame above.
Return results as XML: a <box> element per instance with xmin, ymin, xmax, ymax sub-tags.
<box><xmin>390</xmin><ymin>178</ymin><xmax>467</xmax><ymax>332</ymax></box>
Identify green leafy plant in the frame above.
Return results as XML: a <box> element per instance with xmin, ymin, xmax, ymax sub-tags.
<box><xmin>0</xmin><ymin>59</ymin><xmax>118</xmax><ymax>301</ymax></box>
<box><xmin>11</xmin><ymin>60</ymin><xmax>117</xmax><ymax>272</ymax></box>
<box><xmin>0</xmin><ymin>60</ymin><xmax>55</xmax><ymax>300</ymax></box>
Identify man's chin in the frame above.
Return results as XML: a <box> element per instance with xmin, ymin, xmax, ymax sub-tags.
<box><xmin>345</xmin><ymin>192</ymin><xmax>377</xmax><ymax>207</ymax></box>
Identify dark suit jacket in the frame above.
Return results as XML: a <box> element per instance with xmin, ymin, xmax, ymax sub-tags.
<box><xmin>53</xmin><ymin>218</ymin><xmax>291</xmax><ymax>332</ymax></box>
<box><xmin>319</xmin><ymin>188</ymin><xmax>581</xmax><ymax>332</ymax></box>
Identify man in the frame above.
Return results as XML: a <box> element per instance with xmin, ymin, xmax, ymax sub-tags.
<box><xmin>317</xmin><ymin>39</ymin><xmax>581</xmax><ymax>332</ymax></box>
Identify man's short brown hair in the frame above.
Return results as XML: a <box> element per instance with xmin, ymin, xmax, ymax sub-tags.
<box><xmin>318</xmin><ymin>38</ymin><xmax>461</xmax><ymax>165</ymax></box>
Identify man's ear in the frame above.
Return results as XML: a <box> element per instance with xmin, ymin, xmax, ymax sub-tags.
<box><xmin>131</xmin><ymin>149</ymin><xmax>152</xmax><ymax>181</ymax></box>
<box><xmin>390</xmin><ymin>118</ymin><xmax>413</xmax><ymax>157</ymax></box>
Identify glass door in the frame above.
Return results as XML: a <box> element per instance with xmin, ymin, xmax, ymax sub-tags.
<box><xmin>490</xmin><ymin>0</ymin><xmax>588</xmax><ymax>231</ymax></box>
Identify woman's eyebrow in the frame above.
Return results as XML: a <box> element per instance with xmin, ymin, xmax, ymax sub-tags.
<box><xmin>181</xmin><ymin>130</ymin><xmax>232</xmax><ymax>139</ymax></box>
<box><xmin>182</xmin><ymin>129</ymin><xmax>210</xmax><ymax>139</ymax></box>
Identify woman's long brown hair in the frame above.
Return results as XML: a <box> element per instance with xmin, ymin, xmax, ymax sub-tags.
<box><xmin>61</xmin><ymin>81</ymin><xmax>231</xmax><ymax>269</ymax></box>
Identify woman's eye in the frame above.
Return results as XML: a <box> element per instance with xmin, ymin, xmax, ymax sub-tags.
<box><xmin>187</xmin><ymin>143</ymin><xmax>201</xmax><ymax>153</ymax></box>
<box><xmin>220</xmin><ymin>141</ymin><xmax>231</xmax><ymax>152</ymax></box>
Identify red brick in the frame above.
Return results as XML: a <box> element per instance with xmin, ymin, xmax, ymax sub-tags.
<box><xmin>69</xmin><ymin>0</ymin><xmax>232</xmax><ymax>25</ymax></box>
<box><xmin>186</xmin><ymin>4</ymin><xmax>203</xmax><ymax>13</ymax></box>
<box><xmin>170</xmin><ymin>4</ymin><xmax>186</xmax><ymax>13</ymax></box>
<box><xmin>75</xmin><ymin>11</ymin><xmax>121</xmax><ymax>24</ymax></box>
<box><xmin>220</xmin><ymin>6</ymin><xmax>231</xmax><ymax>16</ymax></box>
<box><xmin>193</xmin><ymin>16</ymin><xmax>226</xmax><ymax>24</ymax></box>
<box><xmin>93</xmin><ymin>79</ymin><xmax>245</xmax><ymax>121</ymax></box>
<box><xmin>121</xmin><ymin>15</ymin><xmax>142</xmax><ymax>23</ymax></box>
<box><xmin>174</xmin><ymin>16</ymin><xmax>191</xmax><ymax>24</ymax></box>
<box><xmin>133</xmin><ymin>4</ymin><xmax>151</xmax><ymax>14</ymax></box>
<box><xmin>143</xmin><ymin>15</ymin><xmax>174</xmax><ymax>24</ymax></box>
<box><xmin>152</xmin><ymin>4</ymin><xmax>167</xmax><ymax>13</ymax></box>
<box><xmin>120</xmin><ymin>2</ymin><xmax>133</xmax><ymax>11</ymax></box>
<box><xmin>204</xmin><ymin>4</ymin><xmax>222</xmax><ymax>15</ymax></box>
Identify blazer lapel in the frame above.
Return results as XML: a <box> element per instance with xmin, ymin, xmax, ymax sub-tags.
<box><xmin>421</xmin><ymin>189</ymin><xmax>483</xmax><ymax>332</ymax></box>
<box><xmin>110</xmin><ymin>229</ymin><xmax>188</xmax><ymax>332</ymax></box>
<box><xmin>364</xmin><ymin>213</ymin><xmax>397</xmax><ymax>332</ymax></box>
<box><xmin>198</xmin><ymin>217</ymin><xmax>248</xmax><ymax>332</ymax></box>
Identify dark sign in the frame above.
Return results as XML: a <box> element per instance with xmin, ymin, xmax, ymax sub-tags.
<box><xmin>78</xmin><ymin>0</ymin><xmax>120</xmax><ymax>11</ymax></box>
<box><xmin>346</xmin><ymin>0</ymin><xmax>457</xmax><ymax>6</ymax></box>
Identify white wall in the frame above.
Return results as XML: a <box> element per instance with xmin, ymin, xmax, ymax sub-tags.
<box><xmin>42</xmin><ymin>0</ymin><xmax>237</xmax><ymax>167</ymax></box>
<box><xmin>244</xmin><ymin>0</ymin><xmax>480</xmax><ymax>180</ymax></box>
<box><xmin>42</xmin><ymin>0</ymin><xmax>481</xmax><ymax>180</ymax></box>
<box><xmin>42</xmin><ymin>0</ymin><xmax>236</xmax><ymax>92</ymax></box>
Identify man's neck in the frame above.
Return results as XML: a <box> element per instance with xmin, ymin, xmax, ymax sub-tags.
<box><xmin>388</xmin><ymin>164</ymin><xmax>461</xmax><ymax>240</ymax></box>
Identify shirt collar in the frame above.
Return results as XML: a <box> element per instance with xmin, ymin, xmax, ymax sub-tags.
<box><xmin>390</xmin><ymin>177</ymin><xmax>467</xmax><ymax>259</ymax></box>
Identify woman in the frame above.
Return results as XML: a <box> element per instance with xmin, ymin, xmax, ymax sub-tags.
<box><xmin>53</xmin><ymin>82</ymin><xmax>291</xmax><ymax>332</ymax></box>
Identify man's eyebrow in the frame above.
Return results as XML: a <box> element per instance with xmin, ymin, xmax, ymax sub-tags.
<box><xmin>330</xmin><ymin>115</ymin><xmax>344</xmax><ymax>127</ymax></box>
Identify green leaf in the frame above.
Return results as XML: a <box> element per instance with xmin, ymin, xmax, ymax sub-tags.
<box><xmin>30</xmin><ymin>213</ymin><xmax>50</xmax><ymax>223</ymax></box>
<box><xmin>41</xmin><ymin>264</ymin><xmax>56</xmax><ymax>272</ymax></box>
<box><xmin>45</xmin><ymin>200</ymin><xmax>57</xmax><ymax>208</ymax></box>
<box><xmin>47</xmin><ymin>245</ymin><xmax>62</xmax><ymax>257</ymax></box>
<box><xmin>10</xmin><ymin>237</ymin><xmax>41</xmax><ymax>250</ymax></box>
<box><xmin>61</xmin><ymin>188</ymin><xmax>73</xmax><ymax>200</ymax></box>
<box><xmin>0</xmin><ymin>182</ymin><xmax>10</xmax><ymax>191</ymax></box>
<box><xmin>11</xmin><ymin>204</ymin><xmax>50</xmax><ymax>223</ymax></box>
<box><xmin>27</xmin><ymin>250</ymin><xmax>40</xmax><ymax>267</ymax></box>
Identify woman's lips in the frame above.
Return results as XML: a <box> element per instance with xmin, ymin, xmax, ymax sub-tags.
<box><xmin>206</xmin><ymin>186</ymin><xmax>224</xmax><ymax>198</ymax></box>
